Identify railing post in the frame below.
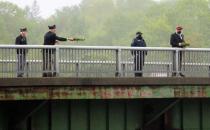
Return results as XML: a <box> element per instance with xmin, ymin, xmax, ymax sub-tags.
<box><xmin>175</xmin><ymin>49</ymin><xmax>179</xmax><ymax>76</ymax></box>
<box><xmin>122</xmin><ymin>63</ymin><xmax>126</xmax><ymax>77</ymax></box>
<box><xmin>26</xmin><ymin>62</ymin><xmax>29</xmax><ymax>78</ymax></box>
<box><xmin>115</xmin><ymin>48</ymin><xmax>122</xmax><ymax>77</ymax></box>
<box><xmin>76</xmin><ymin>62</ymin><xmax>80</xmax><ymax>77</ymax></box>
<box><xmin>166</xmin><ymin>64</ymin><xmax>170</xmax><ymax>77</ymax></box>
<box><xmin>55</xmin><ymin>46</ymin><xmax>60</xmax><ymax>77</ymax></box>
<box><xmin>209</xmin><ymin>66</ymin><xmax>210</xmax><ymax>78</ymax></box>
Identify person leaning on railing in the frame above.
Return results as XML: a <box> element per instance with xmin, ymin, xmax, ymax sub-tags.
<box><xmin>131</xmin><ymin>32</ymin><xmax>147</xmax><ymax>77</ymax></box>
<box><xmin>170</xmin><ymin>26</ymin><xmax>189</xmax><ymax>77</ymax></box>
<box><xmin>15</xmin><ymin>28</ymin><xmax>28</xmax><ymax>77</ymax></box>
<box><xmin>43</xmin><ymin>24</ymin><xmax>74</xmax><ymax>77</ymax></box>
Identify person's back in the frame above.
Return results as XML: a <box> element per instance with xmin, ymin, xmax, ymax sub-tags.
<box><xmin>42</xmin><ymin>24</ymin><xmax>73</xmax><ymax>77</ymax></box>
<box><xmin>131</xmin><ymin>36</ymin><xmax>146</xmax><ymax>47</ymax></box>
<box><xmin>44</xmin><ymin>31</ymin><xmax>56</xmax><ymax>45</ymax></box>
<box><xmin>131</xmin><ymin>32</ymin><xmax>147</xmax><ymax>77</ymax></box>
<box><xmin>131</xmin><ymin>32</ymin><xmax>147</xmax><ymax>56</ymax></box>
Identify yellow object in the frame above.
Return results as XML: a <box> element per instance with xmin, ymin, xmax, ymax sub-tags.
<box><xmin>182</xmin><ymin>42</ymin><xmax>190</xmax><ymax>47</ymax></box>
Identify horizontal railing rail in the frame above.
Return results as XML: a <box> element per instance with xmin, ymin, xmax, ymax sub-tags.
<box><xmin>1</xmin><ymin>60</ymin><xmax>210</xmax><ymax>67</ymax></box>
<box><xmin>0</xmin><ymin>45</ymin><xmax>209</xmax><ymax>78</ymax></box>
<box><xmin>1</xmin><ymin>45</ymin><xmax>210</xmax><ymax>50</ymax></box>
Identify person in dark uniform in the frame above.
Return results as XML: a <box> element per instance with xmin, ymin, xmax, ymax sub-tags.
<box><xmin>170</xmin><ymin>26</ymin><xmax>186</xmax><ymax>77</ymax></box>
<box><xmin>43</xmin><ymin>25</ymin><xmax>73</xmax><ymax>77</ymax></box>
<box><xmin>131</xmin><ymin>32</ymin><xmax>147</xmax><ymax>77</ymax></box>
<box><xmin>15</xmin><ymin>28</ymin><xmax>28</xmax><ymax>77</ymax></box>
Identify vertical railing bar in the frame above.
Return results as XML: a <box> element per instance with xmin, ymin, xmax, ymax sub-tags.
<box><xmin>71</xmin><ymin>48</ymin><xmax>73</xmax><ymax>76</ymax></box>
<box><xmin>48</xmin><ymin>48</ymin><xmax>50</xmax><ymax>76</ymax></box>
<box><xmin>9</xmin><ymin>48</ymin><xmax>11</xmax><ymax>77</ymax></box>
<box><xmin>26</xmin><ymin>48</ymin><xmax>29</xmax><ymax>78</ymax></box>
<box><xmin>71</xmin><ymin>48</ymin><xmax>73</xmax><ymax>75</ymax></box>
<box><xmin>116</xmin><ymin>48</ymin><xmax>122</xmax><ymax>77</ymax></box>
<box><xmin>55</xmin><ymin>46</ymin><xmax>60</xmax><ymax>77</ymax></box>
<box><xmin>175</xmin><ymin>49</ymin><xmax>179</xmax><ymax>77</ymax></box>
<box><xmin>66</xmin><ymin>48</ymin><xmax>68</xmax><ymax>76</ymax></box>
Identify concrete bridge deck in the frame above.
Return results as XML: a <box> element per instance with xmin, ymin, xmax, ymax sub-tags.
<box><xmin>0</xmin><ymin>77</ymin><xmax>209</xmax><ymax>100</ymax></box>
<box><xmin>0</xmin><ymin>77</ymin><xmax>210</xmax><ymax>87</ymax></box>
<box><xmin>0</xmin><ymin>46</ymin><xmax>210</xmax><ymax>100</ymax></box>
<box><xmin>0</xmin><ymin>46</ymin><xmax>210</xmax><ymax>130</ymax></box>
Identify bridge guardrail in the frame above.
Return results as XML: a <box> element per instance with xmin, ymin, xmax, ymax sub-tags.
<box><xmin>0</xmin><ymin>45</ymin><xmax>209</xmax><ymax>78</ymax></box>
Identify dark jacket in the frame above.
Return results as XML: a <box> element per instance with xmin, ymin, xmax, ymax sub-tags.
<box><xmin>44</xmin><ymin>31</ymin><xmax>67</xmax><ymax>45</ymax></box>
<box><xmin>131</xmin><ymin>37</ymin><xmax>147</xmax><ymax>56</ymax></box>
<box><xmin>170</xmin><ymin>33</ymin><xmax>185</xmax><ymax>48</ymax></box>
<box><xmin>15</xmin><ymin>35</ymin><xmax>27</xmax><ymax>54</ymax></box>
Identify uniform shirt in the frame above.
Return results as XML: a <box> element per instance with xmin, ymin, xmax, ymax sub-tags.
<box><xmin>131</xmin><ymin>37</ymin><xmax>147</xmax><ymax>47</ymax></box>
<box><xmin>131</xmin><ymin>37</ymin><xmax>147</xmax><ymax>56</ymax></box>
<box><xmin>44</xmin><ymin>31</ymin><xmax>67</xmax><ymax>45</ymax></box>
<box><xmin>170</xmin><ymin>32</ymin><xmax>185</xmax><ymax>48</ymax></box>
<box><xmin>15</xmin><ymin>35</ymin><xmax>27</xmax><ymax>54</ymax></box>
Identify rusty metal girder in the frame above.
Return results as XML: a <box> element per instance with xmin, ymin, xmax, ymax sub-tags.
<box><xmin>0</xmin><ymin>86</ymin><xmax>209</xmax><ymax>100</ymax></box>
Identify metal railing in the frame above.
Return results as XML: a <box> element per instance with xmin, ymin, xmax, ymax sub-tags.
<box><xmin>0</xmin><ymin>45</ymin><xmax>210</xmax><ymax>78</ymax></box>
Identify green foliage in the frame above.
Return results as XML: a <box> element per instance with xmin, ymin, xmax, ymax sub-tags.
<box><xmin>0</xmin><ymin>2</ymin><xmax>26</xmax><ymax>43</ymax></box>
<box><xmin>0</xmin><ymin>0</ymin><xmax>210</xmax><ymax>47</ymax></box>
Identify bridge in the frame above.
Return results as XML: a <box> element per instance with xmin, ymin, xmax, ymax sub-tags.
<box><xmin>0</xmin><ymin>45</ymin><xmax>210</xmax><ymax>78</ymax></box>
<box><xmin>0</xmin><ymin>45</ymin><xmax>210</xmax><ymax>130</ymax></box>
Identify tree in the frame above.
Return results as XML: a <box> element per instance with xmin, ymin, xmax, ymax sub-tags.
<box><xmin>25</xmin><ymin>0</ymin><xmax>41</xmax><ymax>21</ymax></box>
<box><xmin>0</xmin><ymin>0</ymin><xmax>210</xmax><ymax>47</ymax></box>
<box><xmin>0</xmin><ymin>2</ymin><xmax>27</xmax><ymax>43</ymax></box>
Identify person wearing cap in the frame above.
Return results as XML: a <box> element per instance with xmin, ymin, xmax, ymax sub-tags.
<box><xmin>131</xmin><ymin>32</ymin><xmax>147</xmax><ymax>77</ymax></box>
<box><xmin>170</xmin><ymin>26</ymin><xmax>186</xmax><ymax>77</ymax></box>
<box><xmin>15</xmin><ymin>28</ymin><xmax>28</xmax><ymax>77</ymax></box>
<box><xmin>43</xmin><ymin>25</ymin><xmax>73</xmax><ymax>77</ymax></box>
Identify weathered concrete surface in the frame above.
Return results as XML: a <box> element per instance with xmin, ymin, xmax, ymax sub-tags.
<box><xmin>0</xmin><ymin>86</ymin><xmax>208</xmax><ymax>100</ymax></box>
<box><xmin>0</xmin><ymin>78</ymin><xmax>209</xmax><ymax>100</ymax></box>
<box><xmin>0</xmin><ymin>77</ymin><xmax>210</xmax><ymax>87</ymax></box>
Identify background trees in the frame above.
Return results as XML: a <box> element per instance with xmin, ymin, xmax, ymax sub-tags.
<box><xmin>0</xmin><ymin>0</ymin><xmax>209</xmax><ymax>47</ymax></box>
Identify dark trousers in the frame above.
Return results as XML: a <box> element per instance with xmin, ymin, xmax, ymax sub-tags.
<box><xmin>17</xmin><ymin>53</ymin><xmax>26</xmax><ymax>77</ymax></box>
<box><xmin>172</xmin><ymin>51</ymin><xmax>183</xmax><ymax>76</ymax></box>
<box><xmin>134</xmin><ymin>54</ymin><xmax>145</xmax><ymax>77</ymax></box>
<box><xmin>42</xmin><ymin>49</ymin><xmax>56</xmax><ymax>77</ymax></box>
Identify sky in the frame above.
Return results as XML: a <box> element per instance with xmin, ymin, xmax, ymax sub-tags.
<box><xmin>0</xmin><ymin>0</ymin><xmax>160</xmax><ymax>18</ymax></box>
<box><xmin>0</xmin><ymin>0</ymin><xmax>82</xmax><ymax>18</ymax></box>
